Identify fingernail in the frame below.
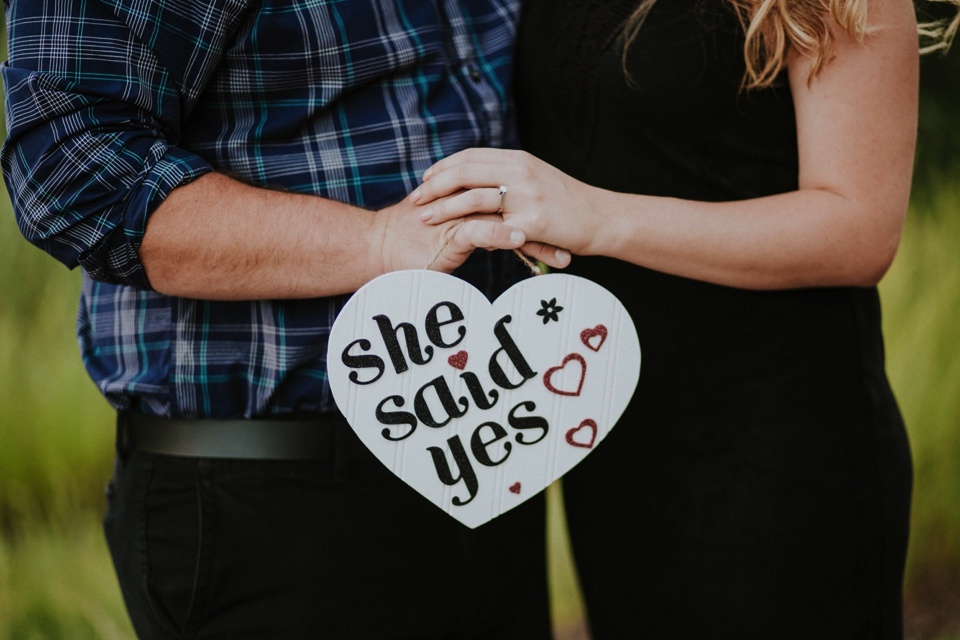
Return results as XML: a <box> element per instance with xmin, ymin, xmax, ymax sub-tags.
<box><xmin>410</xmin><ymin>188</ymin><xmax>421</xmax><ymax>203</ymax></box>
<box><xmin>419</xmin><ymin>208</ymin><xmax>434</xmax><ymax>221</ymax></box>
<box><xmin>556</xmin><ymin>248</ymin><xmax>571</xmax><ymax>266</ymax></box>
<box><xmin>510</xmin><ymin>230</ymin><xmax>525</xmax><ymax>245</ymax></box>
<box><xmin>422</xmin><ymin>168</ymin><xmax>433</xmax><ymax>181</ymax></box>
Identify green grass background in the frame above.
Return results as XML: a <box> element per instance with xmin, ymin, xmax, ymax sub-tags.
<box><xmin>3</xmin><ymin>177</ymin><xmax>960</xmax><ymax>639</ymax></box>
<box><xmin>2</xmin><ymin>28</ymin><xmax>960</xmax><ymax>640</ymax></box>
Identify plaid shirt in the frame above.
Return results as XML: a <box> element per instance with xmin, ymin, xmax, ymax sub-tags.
<box><xmin>2</xmin><ymin>0</ymin><xmax>522</xmax><ymax>418</ymax></box>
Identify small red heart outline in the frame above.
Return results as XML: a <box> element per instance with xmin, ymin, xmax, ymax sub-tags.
<box><xmin>565</xmin><ymin>419</ymin><xmax>598</xmax><ymax>449</ymax></box>
<box><xmin>543</xmin><ymin>353</ymin><xmax>587</xmax><ymax>397</ymax></box>
<box><xmin>509</xmin><ymin>482</ymin><xmax>521</xmax><ymax>494</ymax></box>
<box><xmin>580</xmin><ymin>325</ymin><xmax>608</xmax><ymax>352</ymax></box>
<box><xmin>447</xmin><ymin>350</ymin><xmax>468</xmax><ymax>370</ymax></box>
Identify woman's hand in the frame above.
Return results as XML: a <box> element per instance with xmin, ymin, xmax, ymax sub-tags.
<box><xmin>410</xmin><ymin>0</ymin><xmax>917</xmax><ymax>291</ymax></box>
<box><xmin>411</xmin><ymin>149</ymin><xmax>589</xmax><ymax>265</ymax></box>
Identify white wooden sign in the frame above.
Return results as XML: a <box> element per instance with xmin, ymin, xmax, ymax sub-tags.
<box><xmin>327</xmin><ymin>270</ymin><xmax>641</xmax><ymax>528</ymax></box>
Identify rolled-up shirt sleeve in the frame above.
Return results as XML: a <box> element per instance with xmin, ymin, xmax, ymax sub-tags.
<box><xmin>1</xmin><ymin>0</ymin><xmax>248</xmax><ymax>288</ymax></box>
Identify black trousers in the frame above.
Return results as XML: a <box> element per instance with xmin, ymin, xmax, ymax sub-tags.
<box><xmin>562</xmin><ymin>384</ymin><xmax>913</xmax><ymax>640</ymax></box>
<box><xmin>103</xmin><ymin>417</ymin><xmax>550</xmax><ymax>640</ymax></box>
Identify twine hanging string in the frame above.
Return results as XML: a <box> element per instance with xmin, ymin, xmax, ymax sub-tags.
<box><xmin>512</xmin><ymin>248</ymin><xmax>543</xmax><ymax>275</ymax></box>
<box><xmin>424</xmin><ymin>219</ymin><xmax>464</xmax><ymax>271</ymax></box>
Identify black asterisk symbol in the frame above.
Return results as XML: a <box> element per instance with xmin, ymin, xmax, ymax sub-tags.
<box><xmin>536</xmin><ymin>298</ymin><xmax>564</xmax><ymax>324</ymax></box>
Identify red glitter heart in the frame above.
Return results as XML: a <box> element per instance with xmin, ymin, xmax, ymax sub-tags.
<box><xmin>565</xmin><ymin>419</ymin><xmax>598</xmax><ymax>449</ymax></box>
<box><xmin>543</xmin><ymin>353</ymin><xmax>586</xmax><ymax>397</ymax></box>
<box><xmin>447</xmin><ymin>350</ymin><xmax>468</xmax><ymax>370</ymax></box>
<box><xmin>509</xmin><ymin>482</ymin><xmax>521</xmax><ymax>494</ymax></box>
<box><xmin>580</xmin><ymin>325</ymin><xmax>608</xmax><ymax>352</ymax></box>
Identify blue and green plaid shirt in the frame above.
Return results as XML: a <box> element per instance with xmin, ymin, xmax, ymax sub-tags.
<box><xmin>2</xmin><ymin>0</ymin><xmax>522</xmax><ymax>418</ymax></box>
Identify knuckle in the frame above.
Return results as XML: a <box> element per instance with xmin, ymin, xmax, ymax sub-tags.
<box><xmin>506</xmin><ymin>149</ymin><xmax>526</xmax><ymax>163</ymax></box>
<box><xmin>445</xmin><ymin>225</ymin><xmax>467</xmax><ymax>251</ymax></box>
<box><xmin>453</xmin><ymin>220</ymin><xmax>474</xmax><ymax>242</ymax></box>
<box><xmin>529</xmin><ymin>212</ymin><xmax>548</xmax><ymax>236</ymax></box>
<box><xmin>475</xmin><ymin>221</ymin><xmax>497</xmax><ymax>246</ymax></box>
<box><xmin>427</xmin><ymin>174</ymin><xmax>447</xmax><ymax>194</ymax></box>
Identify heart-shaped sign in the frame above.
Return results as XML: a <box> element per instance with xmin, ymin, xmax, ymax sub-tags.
<box><xmin>327</xmin><ymin>270</ymin><xmax>641</xmax><ymax>528</ymax></box>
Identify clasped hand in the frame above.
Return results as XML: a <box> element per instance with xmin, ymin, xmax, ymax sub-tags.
<box><xmin>376</xmin><ymin>192</ymin><xmax>530</xmax><ymax>275</ymax></box>
<box><xmin>411</xmin><ymin>149</ymin><xmax>594</xmax><ymax>268</ymax></box>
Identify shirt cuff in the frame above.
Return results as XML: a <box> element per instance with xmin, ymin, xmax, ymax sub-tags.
<box><xmin>78</xmin><ymin>146</ymin><xmax>214</xmax><ymax>289</ymax></box>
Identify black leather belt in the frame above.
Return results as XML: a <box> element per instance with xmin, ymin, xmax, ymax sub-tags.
<box><xmin>119</xmin><ymin>411</ymin><xmax>365</xmax><ymax>460</ymax></box>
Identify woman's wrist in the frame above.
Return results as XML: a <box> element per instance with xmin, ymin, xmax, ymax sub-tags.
<box><xmin>577</xmin><ymin>186</ymin><xmax>635</xmax><ymax>259</ymax></box>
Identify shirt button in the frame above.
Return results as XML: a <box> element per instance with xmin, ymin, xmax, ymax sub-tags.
<box><xmin>467</xmin><ymin>65</ymin><xmax>482</xmax><ymax>82</ymax></box>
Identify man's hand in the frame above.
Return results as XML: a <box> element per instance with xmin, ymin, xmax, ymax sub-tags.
<box><xmin>376</xmin><ymin>194</ymin><xmax>526</xmax><ymax>275</ymax></box>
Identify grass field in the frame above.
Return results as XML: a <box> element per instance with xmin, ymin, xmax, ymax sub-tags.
<box><xmin>2</xmin><ymin>177</ymin><xmax>960</xmax><ymax>638</ymax></box>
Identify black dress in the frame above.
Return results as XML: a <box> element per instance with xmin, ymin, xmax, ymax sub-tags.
<box><xmin>515</xmin><ymin>1</ymin><xmax>913</xmax><ymax>638</ymax></box>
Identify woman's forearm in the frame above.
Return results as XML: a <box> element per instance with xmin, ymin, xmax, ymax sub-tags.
<box><xmin>414</xmin><ymin>0</ymin><xmax>917</xmax><ymax>291</ymax></box>
<box><xmin>584</xmin><ymin>185</ymin><xmax>904</xmax><ymax>289</ymax></box>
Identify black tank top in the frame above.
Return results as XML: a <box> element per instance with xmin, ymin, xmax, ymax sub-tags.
<box><xmin>513</xmin><ymin>4</ymin><xmax>911</xmax><ymax>635</ymax></box>
<box><xmin>516</xmin><ymin>0</ymin><xmax>798</xmax><ymax>200</ymax></box>
<box><xmin>513</xmin><ymin>0</ymin><xmax>895</xmax><ymax>417</ymax></box>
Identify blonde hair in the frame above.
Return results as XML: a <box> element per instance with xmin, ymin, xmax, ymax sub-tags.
<box><xmin>623</xmin><ymin>0</ymin><xmax>960</xmax><ymax>89</ymax></box>
<box><xmin>919</xmin><ymin>0</ymin><xmax>960</xmax><ymax>54</ymax></box>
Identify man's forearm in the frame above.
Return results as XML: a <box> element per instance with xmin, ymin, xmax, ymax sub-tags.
<box><xmin>139</xmin><ymin>172</ymin><xmax>532</xmax><ymax>300</ymax></box>
<box><xmin>139</xmin><ymin>173</ymin><xmax>384</xmax><ymax>300</ymax></box>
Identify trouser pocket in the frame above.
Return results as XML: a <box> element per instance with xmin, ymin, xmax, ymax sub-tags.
<box><xmin>104</xmin><ymin>450</ymin><xmax>212</xmax><ymax>640</ymax></box>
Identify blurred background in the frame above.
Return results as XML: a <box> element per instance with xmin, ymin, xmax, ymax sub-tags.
<box><xmin>1</xmin><ymin>6</ymin><xmax>959</xmax><ymax>639</ymax></box>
